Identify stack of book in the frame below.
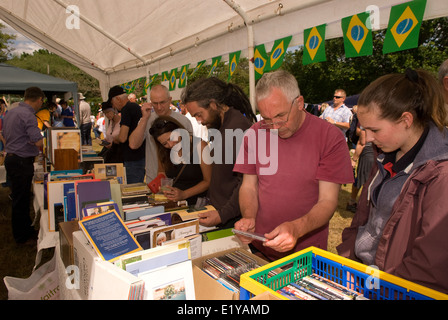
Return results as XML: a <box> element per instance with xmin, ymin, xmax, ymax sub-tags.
<box><xmin>277</xmin><ymin>273</ymin><xmax>369</xmax><ymax>300</ymax></box>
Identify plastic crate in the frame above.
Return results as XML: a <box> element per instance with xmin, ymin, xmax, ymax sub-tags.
<box><xmin>239</xmin><ymin>246</ymin><xmax>448</xmax><ymax>300</ymax></box>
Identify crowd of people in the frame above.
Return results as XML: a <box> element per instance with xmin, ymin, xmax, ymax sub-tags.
<box><xmin>1</xmin><ymin>58</ymin><xmax>448</xmax><ymax>295</ymax></box>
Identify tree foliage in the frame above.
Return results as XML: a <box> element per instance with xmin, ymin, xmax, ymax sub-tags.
<box><xmin>0</xmin><ymin>23</ymin><xmax>16</xmax><ymax>63</ymax></box>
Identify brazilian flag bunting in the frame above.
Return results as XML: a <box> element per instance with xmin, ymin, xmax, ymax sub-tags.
<box><xmin>168</xmin><ymin>68</ymin><xmax>178</xmax><ymax>91</ymax></box>
<box><xmin>383</xmin><ymin>0</ymin><xmax>427</xmax><ymax>54</ymax></box>
<box><xmin>143</xmin><ymin>74</ymin><xmax>158</xmax><ymax>96</ymax></box>
<box><xmin>178</xmin><ymin>64</ymin><xmax>189</xmax><ymax>89</ymax></box>
<box><xmin>228</xmin><ymin>50</ymin><xmax>241</xmax><ymax>82</ymax></box>
<box><xmin>121</xmin><ymin>80</ymin><xmax>137</xmax><ymax>93</ymax></box>
<box><xmin>161</xmin><ymin>71</ymin><xmax>170</xmax><ymax>82</ymax></box>
<box><xmin>253</xmin><ymin>44</ymin><xmax>269</xmax><ymax>80</ymax></box>
<box><xmin>208</xmin><ymin>56</ymin><xmax>222</xmax><ymax>77</ymax></box>
<box><xmin>190</xmin><ymin>60</ymin><xmax>206</xmax><ymax>77</ymax></box>
<box><xmin>268</xmin><ymin>35</ymin><xmax>292</xmax><ymax>71</ymax></box>
<box><xmin>341</xmin><ymin>12</ymin><xmax>373</xmax><ymax>58</ymax></box>
<box><xmin>303</xmin><ymin>24</ymin><xmax>326</xmax><ymax>65</ymax></box>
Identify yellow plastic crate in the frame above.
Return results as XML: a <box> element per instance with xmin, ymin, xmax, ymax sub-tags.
<box><xmin>239</xmin><ymin>247</ymin><xmax>448</xmax><ymax>300</ymax></box>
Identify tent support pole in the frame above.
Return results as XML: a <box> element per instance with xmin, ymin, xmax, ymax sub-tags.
<box><xmin>223</xmin><ymin>0</ymin><xmax>256</xmax><ymax>115</ymax></box>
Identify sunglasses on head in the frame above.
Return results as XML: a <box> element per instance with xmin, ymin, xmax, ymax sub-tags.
<box><xmin>149</xmin><ymin>120</ymin><xmax>169</xmax><ymax>135</ymax></box>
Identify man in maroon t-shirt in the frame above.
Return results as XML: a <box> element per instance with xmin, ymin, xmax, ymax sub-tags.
<box><xmin>233</xmin><ymin>70</ymin><xmax>353</xmax><ymax>261</ymax></box>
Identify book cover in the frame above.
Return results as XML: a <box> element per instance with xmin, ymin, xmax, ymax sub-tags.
<box><xmin>78</xmin><ymin>209</ymin><xmax>142</xmax><ymax>262</ymax></box>
<box><xmin>75</xmin><ymin>179</ymin><xmax>111</xmax><ymax>219</ymax></box>
<box><xmin>139</xmin><ymin>260</ymin><xmax>195</xmax><ymax>300</ymax></box>
<box><xmin>81</xmin><ymin>201</ymin><xmax>120</xmax><ymax>220</ymax></box>
<box><xmin>123</xmin><ymin>205</ymin><xmax>165</xmax><ymax>221</ymax></box>
<box><xmin>150</xmin><ymin>220</ymin><xmax>199</xmax><ymax>248</ymax></box>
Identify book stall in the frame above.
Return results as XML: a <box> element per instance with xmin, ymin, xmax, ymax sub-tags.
<box><xmin>15</xmin><ymin>144</ymin><xmax>448</xmax><ymax>301</ymax></box>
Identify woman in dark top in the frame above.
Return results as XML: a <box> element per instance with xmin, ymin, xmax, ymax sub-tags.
<box><xmin>149</xmin><ymin>116</ymin><xmax>211</xmax><ymax>205</ymax></box>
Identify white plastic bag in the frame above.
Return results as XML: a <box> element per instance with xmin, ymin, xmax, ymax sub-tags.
<box><xmin>4</xmin><ymin>252</ymin><xmax>60</xmax><ymax>300</ymax></box>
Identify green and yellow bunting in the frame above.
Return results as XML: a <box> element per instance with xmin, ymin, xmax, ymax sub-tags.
<box><xmin>342</xmin><ymin>12</ymin><xmax>373</xmax><ymax>58</ymax></box>
<box><xmin>178</xmin><ymin>64</ymin><xmax>189</xmax><ymax>89</ymax></box>
<box><xmin>303</xmin><ymin>24</ymin><xmax>326</xmax><ymax>65</ymax></box>
<box><xmin>208</xmin><ymin>56</ymin><xmax>221</xmax><ymax>77</ymax></box>
<box><xmin>268</xmin><ymin>35</ymin><xmax>292</xmax><ymax>71</ymax></box>
<box><xmin>190</xmin><ymin>60</ymin><xmax>206</xmax><ymax>77</ymax></box>
<box><xmin>228</xmin><ymin>50</ymin><xmax>241</xmax><ymax>82</ymax></box>
<box><xmin>161</xmin><ymin>71</ymin><xmax>170</xmax><ymax>82</ymax></box>
<box><xmin>253</xmin><ymin>44</ymin><xmax>269</xmax><ymax>80</ymax></box>
<box><xmin>383</xmin><ymin>0</ymin><xmax>427</xmax><ymax>54</ymax></box>
<box><xmin>121</xmin><ymin>80</ymin><xmax>137</xmax><ymax>93</ymax></box>
<box><xmin>143</xmin><ymin>74</ymin><xmax>158</xmax><ymax>96</ymax></box>
<box><xmin>168</xmin><ymin>68</ymin><xmax>178</xmax><ymax>91</ymax></box>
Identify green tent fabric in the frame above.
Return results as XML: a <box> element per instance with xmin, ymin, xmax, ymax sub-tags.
<box><xmin>0</xmin><ymin>63</ymin><xmax>77</xmax><ymax>96</ymax></box>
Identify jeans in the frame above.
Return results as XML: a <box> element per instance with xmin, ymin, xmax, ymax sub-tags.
<box><xmin>80</xmin><ymin>122</ymin><xmax>92</xmax><ymax>145</ymax></box>
<box><xmin>124</xmin><ymin>158</ymin><xmax>146</xmax><ymax>184</ymax></box>
<box><xmin>4</xmin><ymin>154</ymin><xmax>36</xmax><ymax>243</ymax></box>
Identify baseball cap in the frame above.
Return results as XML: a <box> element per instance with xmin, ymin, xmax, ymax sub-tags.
<box><xmin>107</xmin><ymin>85</ymin><xmax>125</xmax><ymax>103</ymax></box>
<box><xmin>101</xmin><ymin>101</ymin><xmax>113</xmax><ymax>112</ymax></box>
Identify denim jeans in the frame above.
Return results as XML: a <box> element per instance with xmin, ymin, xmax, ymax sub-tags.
<box><xmin>124</xmin><ymin>158</ymin><xmax>146</xmax><ymax>184</ymax></box>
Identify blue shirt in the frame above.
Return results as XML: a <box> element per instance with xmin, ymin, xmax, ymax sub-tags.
<box><xmin>3</xmin><ymin>102</ymin><xmax>43</xmax><ymax>158</ymax></box>
<box><xmin>61</xmin><ymin>107</ymin><xmax>75</xmax><ymax>127</ymax></box>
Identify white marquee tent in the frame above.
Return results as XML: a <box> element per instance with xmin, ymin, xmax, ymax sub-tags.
<box><xmin>1</xmin><ymin>0</ymin><xmax>447</xmax><ymax>109</ymax></box>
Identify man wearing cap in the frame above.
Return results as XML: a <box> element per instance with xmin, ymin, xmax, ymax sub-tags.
<box><xmin>107</xmin><ymin>85</ymin><xmax>145</xmax><ymax>183</ymax></box>
<box><xmin>3</xmin><ymin>87</ymin><xmax>45</xmax><ymax>244</ymax></box>
<box><xmin>78</xmin><ymin>93</ymin><xmax>92</xmax><ymax>146</ymax></box>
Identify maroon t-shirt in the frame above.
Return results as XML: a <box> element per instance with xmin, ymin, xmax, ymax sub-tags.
<box><xmin>234</xmin><ymin>113</ymin><xmax>353</xmax><ymax>261</ymax></box>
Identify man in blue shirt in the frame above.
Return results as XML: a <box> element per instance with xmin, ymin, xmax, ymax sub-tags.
<box><xmin>3</xmin><ymin>87</ymin><xmax>45</xmax><ymax>244</ymax></box>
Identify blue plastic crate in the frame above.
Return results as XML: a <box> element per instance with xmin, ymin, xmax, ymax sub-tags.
<box><xmin>239</xmin><ymin>247</ymin><xmax>447</xmax><ymax>300</ymax></box>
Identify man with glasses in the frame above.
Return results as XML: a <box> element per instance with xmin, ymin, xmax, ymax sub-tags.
<box><xmin>3</xmin><ymin>87</ymin><xmax>45</xmax><ymax>244</ymax></box>
<box><xmin>107</xmin><ymin>85</ymin><xmax>146</xmax><ymax>183</ymax></box>
<box><xmin>233</xmin><ymin>70</ymin><xmax>353</xmax><ymax>261</ymax></box>
<box><xmin>320</xmin><ymin>89</ymin><xmax>352</xmax><ymax>136</ymax></box>
<box><xmin>129</xmin><ymin>84</ymin><xmax>192</xmax><ymax>183</ymax></box>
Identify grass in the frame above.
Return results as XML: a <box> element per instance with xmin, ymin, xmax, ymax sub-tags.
<box><xmin>0</xmin><ymin>139</ymin><xmax>356</xmax><ymax>300</ymax></box>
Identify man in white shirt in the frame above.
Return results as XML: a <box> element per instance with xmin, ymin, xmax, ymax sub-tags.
<box><xmin>129</xmin><ymin>85</ymin><xmax>193</xmax><ymax>182</ymax></box>
<box><xmin>320</xmin><ymin>89</ymin><xmax>352</xmax><ymax>136</ymax></box>
<box><xmin>78</xmin><ymin>93</ymin><xmax>92</xmax><ymax>145</ymax></box>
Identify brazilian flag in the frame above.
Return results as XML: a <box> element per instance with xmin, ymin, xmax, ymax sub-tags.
<box><xmin>178</xmin><ymin>64</ymin><xmax>189</xmax><ymax>89</ymax></box>
<box><xmin>228</xmin><ymin>50</ymin><xmax>241</xmax><ymax>82</ymax></box>
<box><xmin>168</xmin><ymin>68</ymin><xmax>178</xmax><ymax>91</ymax></box>
<box><xmin>161</xmin><ymin>71</ymin><xmax>170</xmax><ymax>82</ymax></box>
<box><xmin>121</xmin><ymin>80</ymin><xmax>137</xmax><ymax>93</ymax></box>
<box><xmin>190</xmin><ymin>60</ymin><xmax>206</xmax><ymax>77</ymax></box>
<box><xmin>253</xmin><ymin>44</ymin><xmax>268</xmax><ymax>80</ymax></box>
<box><xmin>383</xmin><ymin>0</ymin><xmax>427</xmax><ymax>54</ymax></box>
<box><xmin>208</xmin><ymin>56</ymin><xmax>221</xmax><ymax>77</ymax></box>
<box><xmin>342</xmin><ymin>12</ymin><xmax>373</xmax><ymax>58</ymax></box>
<box><xmin>268</xmin><ymin>35</ymin><xmax>292</xmax><ymax>71</ymax></box>
<box><xmin>303</xmin><ymin>24</ymin><xmax>327</xmax><ymax>65</ymax></box>
<box><xmin>143</xmin><ymin>74</ymin><xmax>158</xmax><ymax>95</ymax></box>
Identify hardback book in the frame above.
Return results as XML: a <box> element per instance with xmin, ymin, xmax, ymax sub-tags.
<box><xmin>78</xmin><ymin>209</ymin><xmax>142</xmax><ymax>262</ymax></box>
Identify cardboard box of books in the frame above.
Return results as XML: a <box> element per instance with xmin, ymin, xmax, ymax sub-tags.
<box><xmin>59</xmin><ymin>220</ymin><xmax>79</xmax><ymax>268</ymax></box>
<box><xmin>192</xmin><ymin>247</ymin><xmax>269</xmax><ymax>300</ymax></box>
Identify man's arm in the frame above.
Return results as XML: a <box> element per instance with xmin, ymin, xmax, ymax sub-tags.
<box><xmin>129</xmin><ymin>103</ymin><xmax>151</xmax><ymax>149</ymax></box>
<box><xmin>264</xmin><ymin>180</ymin><xmax>340</xmax><ymax>252</ymax></box>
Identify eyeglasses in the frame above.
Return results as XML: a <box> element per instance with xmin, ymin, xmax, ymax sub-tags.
<box><xmin>333</xmin><ymin>95</ymin><xmax>344</xmax><ymax>99</ymax></box>
<box><xmin>259</xmin><ymin>95</ymin><xmax>299</xmax><ymax>129</ymax></box>
<box><xmin>151</xmin><ymin>100</ymin><xmax>169</xmax><ymax>107</ymax></box>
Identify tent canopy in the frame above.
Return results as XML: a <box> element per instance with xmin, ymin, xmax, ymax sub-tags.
<box><xmin>1</xmin><ymin>0</ymin><xmax>446</xmax><ymax>104</ymax></box>
<box><xmin>0</xmin><ymin>63</ymin><xmax>77</xmax><ymax>96</ymax></box>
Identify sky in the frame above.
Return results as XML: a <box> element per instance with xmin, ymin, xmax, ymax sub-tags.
<box><xmin>1</xmin><ymin>19</ymin><xmax>42</xmax><ymax>56</ymax></box>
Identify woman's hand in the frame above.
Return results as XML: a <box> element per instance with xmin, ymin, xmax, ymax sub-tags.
<box><xmin>163</xmin><ymin>186</ymin><xmax>185</xmax><ymax>202</ymax></box>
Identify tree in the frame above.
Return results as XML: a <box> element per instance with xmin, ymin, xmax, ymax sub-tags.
<box><xmin>0</xmin><ymin>23</ymin><xmax>16</xmax><ymax>63</ymax></box>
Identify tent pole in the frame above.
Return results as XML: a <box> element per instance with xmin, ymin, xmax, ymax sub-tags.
<box><xmin>223</xmin><ymin>0</ymin><xmax>256</xmax><ymax>115</ymax></box>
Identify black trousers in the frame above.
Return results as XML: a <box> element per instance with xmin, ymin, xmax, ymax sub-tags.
<box><xmin>80</xmin><ymin>122</ymin><xmax>92</xmax><ymax>146</ymax></box>
<box><xmin>4</xmin><ymin>154</ymin><xmax>35</xmax><ymax>243</ymax></box>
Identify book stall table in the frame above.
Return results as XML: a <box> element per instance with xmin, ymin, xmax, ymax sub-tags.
<box><xmin>239</xmin><ymin>246</ymin><xmax>448</xmax><ymax>301</ymax></box>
